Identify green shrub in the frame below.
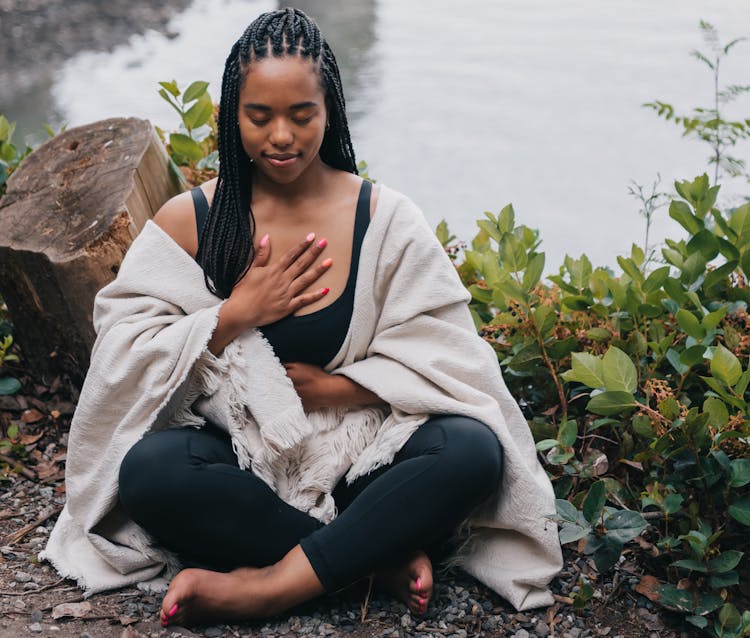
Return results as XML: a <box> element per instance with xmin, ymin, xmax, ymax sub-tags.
<box><xmin>439</xmin><ymin>172</ymin><xmax>749</xmax><ymax>634</ymax></box>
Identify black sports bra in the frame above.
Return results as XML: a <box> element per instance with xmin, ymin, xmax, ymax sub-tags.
<box><xmin>191</xmin><ymin>180</ymin><xmax>371</xmax><ymax>366</ymax></box>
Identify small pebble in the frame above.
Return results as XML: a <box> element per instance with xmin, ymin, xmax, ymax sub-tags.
<box><xmin>30</xmin><ymin>609</ymin><xmax>43</xmax><ymax>623</ymax></box>
<box><xmin>29</xmin><ymin>623</ymin><xmax>42</xmax><ymax>633</ymax></box>
<box><xmin>514</xmin><ymin>630</ymin><xmax>530</xmax><ymax>638</ymax></box>
<box><xmin>204</xmin><ymin>628</ymin><xmax>224</xmax><ymax>638</ymax></box>
<box><xmin>14</xmin><ymin>570</ymin><xmax>32</xmax><ymax>583</ymax></box>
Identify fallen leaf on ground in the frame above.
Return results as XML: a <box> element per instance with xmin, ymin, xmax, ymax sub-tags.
<box><xmin>19</xmin><ymin>432</ymin><xmax>44</xmax><ymax>445</ymax></box>
<box><xmin>51</xmin><ymin>601</ymin><xmax>92</xmax><ymax>619</ymax></box>
<box><xmin>119</xmin><ymin>615</ymin><xmax>138</xmax><ymax>626</ymax></box>
<box><xmin>21</xmin><ymin>409</ymin><xmax>44</xmax><ymax>424</ymax></box>
<box><xmin>635</xmin><ymin>575</ymin><xmax>662</xmax><ymax>602</ymax></box>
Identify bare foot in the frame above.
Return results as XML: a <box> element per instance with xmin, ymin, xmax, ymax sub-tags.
<box><xmin>159</xmin><ymin>546</ymin><xmax>324</xmax><ymax>627</ymax></box>
<box><xmin>375</xmin><ymin>551</ymin><xmax>433</xmax><ymax>615</ymax></box>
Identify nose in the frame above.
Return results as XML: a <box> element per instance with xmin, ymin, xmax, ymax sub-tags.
<box><xmin>269</xmin><ymin>118</ymin><xmax>294</xmax><ymax>148</ymax></box>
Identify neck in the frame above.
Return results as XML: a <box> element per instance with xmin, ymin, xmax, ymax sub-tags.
<box><xmin>251</xmin><ymin>156</ymin><xmax>332</xmax><ymax>203</ymax></box>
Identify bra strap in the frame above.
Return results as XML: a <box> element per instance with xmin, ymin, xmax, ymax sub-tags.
<box><xmin>190</xmin><ymin>186</ymin><xmax>210</xmax><ymax>254</ymax></box>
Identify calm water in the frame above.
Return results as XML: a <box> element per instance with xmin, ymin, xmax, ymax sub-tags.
<box><xmin>5</xmin><ymin>0</ymin><xmax>750</xmax><ymax>269</ymax></box>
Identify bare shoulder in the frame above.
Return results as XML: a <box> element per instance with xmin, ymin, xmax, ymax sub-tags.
<box><xmin>152</xmin><ymin>178</ymin><xmax>217</xmax><ymax>259</ymax></box>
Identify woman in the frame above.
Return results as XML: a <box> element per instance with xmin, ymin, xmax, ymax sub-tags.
<box><xmin>41</xmin><ymin>7</ymin><xmax>562</xmax><ymax>628</ymax></box>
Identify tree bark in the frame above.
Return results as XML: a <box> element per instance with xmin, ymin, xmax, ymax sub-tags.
<box><xmin>0</xmin><ymin>117</ymin><xmax>184</xmax><ymax>385</ymax></box>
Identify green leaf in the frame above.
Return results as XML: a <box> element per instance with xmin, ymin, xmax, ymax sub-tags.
<box><xmin>708</xmin><ymin>571</ymin><xmax>739</xmax><ymax>588</ymax></box>
<box><xmin>532</xmin><ymin>306</ymin><xmax>557</xmax><ymax>338</ymax></box>
<box><xmin>545</xmin><ymin>336</ymin><xmax>578</xmax><ymax>360</ymax></box>
<box><xmin>718</xmin><ymin>603</ymin><xmax>742</xmax><ymax>631</ymax></box>
<box><xmin>559</xmin><ymin>522</ymin><xmax>591</xmax><ymax>544</ymax></box>
<box><xmin>499</xmin><ymin>234</ymin><xmax>527</xmax><ymax>272</ymax></box>
<box><xmin>602</xmin><ymin>347</ymin><xmax>637</xmax><ymax>393</ymax></box>
<box><xmin>686</xmin><ymin>616</ymin><xmax>708</xmax><ymax>629</ymax></box>
<box><xmin>435</xmin><ymin>219</ymin><xmax>454</xmax><ymax>246</ymax></box>
<box><xmin>643</xmin><ymin>266</ymin><xmax>670</xmax><ymax>293</ymax></box>
<box><xmin>586</xmin><ymin>535</ymin><xmax>623</xmax><ymax>572</ymax></box>
<box><xmin>0</xmin><ymin>115</ymin><xmax>9</xmax><ymax>141</ymax></box>
<box><xmin>657</xmin><ymin>397</ymin><xmax>680</xmax><ymax>420</ymax></box>
<box><xmin>666</xmin><ymin>348</ymin><xmax>690</xmax><ymax>375</ymax></box>
<box><xmin>704</xmin><ymin>259</ymin><xmax>738</xmax><ymax>290</ymax></box>
<box><xmin>476</xmin><ymin>220</ymin><xmax>501</xmax><ymax>242</ymax></box>
<box><xmin>679</xmin><ymin>251</ymin><xmax>707</xmax><ymax>286</ymax></box>
<box><xmin>535</xmin><ymin>439</ymin><xmax>559</xmax><ymax>452</ymax></box>
<box><xmin>605</xmin><ymin>509</ymin><xmax>648</xmax><ymax>543</ymax></box>
<box><xmin>657</xmin><ymin>584</ymin><xmax>696</xmax><ymax>613</ymax></box>
<box><xmin>729</xmin><ymin>497</ymin><xmax>750</xmax><ymax>526</ymax></box>
<box><xmin>587</xmin><ymin>391</ymin><xmax>636</xmax><ymax>416</ymax></box>
<box><xmin>632</xmin><ymin>414</ymin><xmax>654</xmax><ymax>437</ymax></box>
<box><xmin>703</xmin><ymin>397</ymin><xmax>729</xmax><ymax>428</ymax></box>
<box><xmin>670</xmin><ymin>200</ymin><xmax>703</xmax><ymax>234</ymax></box>
<box><xmin>676</xmin><ymin>309</ymin><xmax>706</xmax><ymax>340</ymax></box>
<box><xmin>617</xmin><ymin>256</ymin><xmax>644</xmax><ymax>284</ymax></box>
<box><xmin>702</xmin><ymin>306</ymin><xmax>728</xmax><ymax>331</ymax></box>
<box><xmin>182</xmin><ymin>80</ymin><xmax>209</xmax><ymax>103</ymax></box>
<box><xmin>729</xmin><ymin>459</ymin><xmax>750</xmax><ymax>488</ymax></box>
<box><xmin>686</xmin><ymin>229</ymin><xmax>720</xmax><ymax>260</ymax></box>
<box><xmin>710</xmin><ymin>344</ymin><xmax>742</xmax><ymax>386</ymax></box>
<box><xmin>497</xmin><ymin>204</ymin><xmax>515</xmax><ymax>233</ymax></box>
<box><xmin>561</xmin><ymin>352</ymin><xmax>605</xmax><ymax>388</ymax></box>
<box><xmin>555</xmin><ymin>498</ymin><xmax>581</xmax><ymax>523</ymax></box>
<box><xmin>672</xmin><ymin>558</ymin><xmax>709</xmax><ymax>573</ymax></box>
<box><xmin>169</xmin><ymin>133</ymin><xmax>204</xmax><ymax>162</ymax></box>
<box><xmin>183</xmin><ymin>92</ymin><xmax>213</xmax><ymax>130</ymax></box>
<box><xmin>0</xmin><ymin>377</ymin><xmax>21</xmax><ymax>395</ymax></box>
<box><xmin>582</xmin><ymin>481</ymin><xmax>606</xmax><ymax>524</ymax></box>
<box><xmin>565</xmin><ymin>254</ymin><xmax>593</xmax><ymax>290</ymax></box>
<box><xmin>522</xmin><ymin>253</ymin><xmax>545</xmax><ymax>291</ymax></box>
<box><xmin>507</xmin><ymin>343</ymin><xmax>542</xmax><ymax>372</ymax></box>
<box><xmin>557</xmin><ymin>419</ymin><xmax>577</xmax><ymax>447</ymax></box>
<box><xmin>728</xmin><ymin>203</ymin><xmax>750</xmax><ymax>246</ymax></box>
<box><xmin>707</xmin><ymin>550</ymin><xmax>743</xmax><ymax>573</ymax></box>
<box><xmin>585</xmin><ymin>328</ymin><xmax>612</xmax><ymax>342</ymax></box>
<box><xmin>158</xmin><ymin>79</ymin><xmax>180</xmax><ymax>97</ymax></box>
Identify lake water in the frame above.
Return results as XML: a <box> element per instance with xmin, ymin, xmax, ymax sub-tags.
<box><xmin>6</xmin><ymin>0</ymin><xmax>750</xmax><ymax>270</ymax></box>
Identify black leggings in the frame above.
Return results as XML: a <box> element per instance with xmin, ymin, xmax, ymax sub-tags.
<box><xmin>118</xmin><ymin>415</ymin><xmax>503</xmax><ymax>592</ymax></box>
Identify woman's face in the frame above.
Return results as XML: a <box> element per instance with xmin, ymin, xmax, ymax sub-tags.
<box><xmin>237</xmin><ymin>55</ymin><xmax>328</xmax><ymax>185</ymax></box>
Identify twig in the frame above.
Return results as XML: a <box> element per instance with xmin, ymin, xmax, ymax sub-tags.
<box><xmin>3</xmin><ymin>505</ymin><xmax>63</xmax><ymax>546</ymax></box>
<box><xmin>0</xmin><ymin>577</ymin><xmax>66</xmax><ymax>596</ymax></box>
<box><xmin>0</xmin><ymin>453</ymin><xmax>35</xmax><ymax>480</ymax></box>
<box><xmin>360</xmin><ymin>574</ymin><xmax>374</xmax><ymax>622</ymax></box>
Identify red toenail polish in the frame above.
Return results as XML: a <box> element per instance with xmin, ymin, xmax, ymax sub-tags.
<box><xmin>168</xmin><ymin>603</ymin><xmax>178</xmax><ymax>617</ymax></box>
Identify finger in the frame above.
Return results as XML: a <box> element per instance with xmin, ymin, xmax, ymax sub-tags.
<box><xmin>278</xmin><ymin>232</ymin><xmax>317</xmax><ymax>270</ymax></box>
<box><xmin>290</xmin><ymin>257</ymin><xmax>333</xmax><ymax>295</ymax></box>
<box><xmin>287</xmin><ymin>236</ymin><xmax>328</xmax><ymax>276</ymax></box>
<box><xmin>292</xmin><ymin>286</ymin><xmax>330</xmax><ymax>311</ymax></box>
<box><xmin>253</xmin><ymin>233</ymin><xmax>271</xmax><ymax>267</ymax></box>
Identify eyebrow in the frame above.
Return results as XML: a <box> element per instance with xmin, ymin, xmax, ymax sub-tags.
<box><xmin>242</xmin><ymin>101</ymin><xmax>318</xmax><ymax>111</ymax></box>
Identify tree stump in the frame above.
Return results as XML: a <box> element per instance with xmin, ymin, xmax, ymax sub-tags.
<box><xmin>0</xmin><ymin>117</ymin><xmax>185</xmax><ymax>385</ymax></box>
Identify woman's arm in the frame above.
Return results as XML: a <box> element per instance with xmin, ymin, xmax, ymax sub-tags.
<box><xmin>284</xmin><ymin>362</ymin><xmax>384</xmax><ymax>411</ymax></box>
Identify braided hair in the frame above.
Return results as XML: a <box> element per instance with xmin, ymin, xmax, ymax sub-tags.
<box><xmin>197</xmin><ymin>7</ymin><xmax>358</xmax><ymax>298</ymax></box>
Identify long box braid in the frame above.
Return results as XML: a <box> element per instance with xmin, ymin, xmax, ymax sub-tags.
<box><xmin>196</xmin><ymin>7</ymin><xmax>358</xmax><ymax>299</ymax></box>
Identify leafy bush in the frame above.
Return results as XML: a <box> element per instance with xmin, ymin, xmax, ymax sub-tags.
<box><xmin>155</xmin><ymin>79</ymin><xmax>218</xmax><ymax>186</ymax></box>
<box><xmin>438</xmin><ymin>172</ymin><xmax>749</xmax><ymax>634</ymax></box>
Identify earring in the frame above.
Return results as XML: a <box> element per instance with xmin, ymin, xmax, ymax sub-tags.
<box><xmin>325</xmin><ymin>120</ymin><xmax>330</xmax><ymax>131</ymax></box>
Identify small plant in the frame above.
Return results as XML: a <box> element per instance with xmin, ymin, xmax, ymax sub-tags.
<box><xmin>644</xmin><ymin>22</ymin><xmax>750</xmax><ymax>185</ymax></box>
<box><xmin>156</xmin><ymin>79</ymin><xmax>218</xmax><ymax>184</ymax></box>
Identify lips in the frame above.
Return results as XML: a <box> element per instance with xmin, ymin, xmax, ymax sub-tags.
<box><xmin>263</xmin><ymin>153</ymin><xmax>300</xmax><ymax>168</ymax></box>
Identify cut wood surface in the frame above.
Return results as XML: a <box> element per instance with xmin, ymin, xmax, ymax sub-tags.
<box><xmin>0</xmin><ymin>117</ymin><xmax>185</xmax><ymax>384</ymax></box>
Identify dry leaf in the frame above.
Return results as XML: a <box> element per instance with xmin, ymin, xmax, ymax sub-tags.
<box><xmin>50</xmin><ymin>410</ymin><xmax>61</xmax><ymax>419</ymax></box>
<box><xmin>119</xmin><ymin>615</ymin><xmax>138</xmax><ymax>626</ymax></box>
<box><xmin>20</xmin><ymin>432</ymin><xmax>43</xmax><ymax>446</ymax></box>
<box><xmin>120</xmin><ymin>627</ymin><xmax>144</xmax><ymax>638</ymax></box>
<box><xmin>635</xmin><ymin>575</ymin><xmax>662</xmax><ymax>602</ymax></box>
<box><xmin>21</xmin><ymin>409</ymin><xmax>44</xmax><ymax>424</ymax></box>
<box><xmin>51</xmin><ymin>601</ymin><xmax>92</xmax><ymax>619</ymax></box>
<box><xmin>619</xmin><ymin>459</ymin><xmax>644</xmax><ymax>471</ymax></box>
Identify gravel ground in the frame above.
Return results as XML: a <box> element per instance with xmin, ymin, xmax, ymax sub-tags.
<box><xmin>0</xmin><ymin>473</ymin><xmax>685</xmax><ymax>638</ymax></box>
<box><xmin>0</xmin><ymin>383</ymin><xmax>685</xmax><ymax>638</ymax></box>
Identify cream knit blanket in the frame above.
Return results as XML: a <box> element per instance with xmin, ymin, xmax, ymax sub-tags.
<box><xmin>41</xmin><ymin>184</ymin><xmax>562</xmax><ymax>611</ymax></box>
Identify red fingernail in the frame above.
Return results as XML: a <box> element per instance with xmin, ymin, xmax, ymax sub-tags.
<box><xmin>416</xmin><ymin>577</ymin><xmax>422</xmax><ymax>592</ymax></box>
<box><xmin>418</xmin><ymin>597</ymin><xmax>426</xmax><ymax>604</ymax></box>
<box><xmin>321</xmin><ymin>287</ymin><xmax>330</xmax><ymax>296</ymax></box>
<box><xmin>317</xmin><ymin>238</ymin><xmax>327</xmax><ymax>248</ymax></box>
<box><xmin>321</xmin><ymin>257</ymin><xmax>333</xmax><ymax>267</ymax></box>
<box><xmin>260</xmin><ymin>233</ymin><xmax>269</xmax><ymax>248</ymax></box>
<box><xmin>306</xmin><ymin>232</ymin><xmax>315</xmax><ymax>242</ymax></box>
<box><xmin>168</xmin><ymin>603</ymin><xmax>178</xmax><ymax>617</ymax></box>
